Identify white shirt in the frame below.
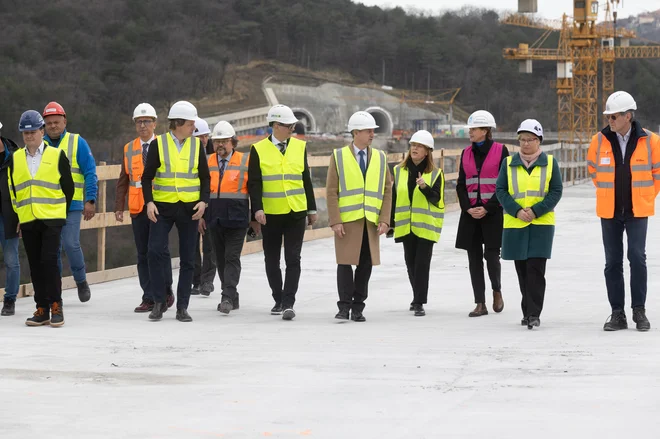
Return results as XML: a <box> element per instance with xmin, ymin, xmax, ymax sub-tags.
<box><xmin>616</xmin><ymin>127</ymin><xmax>632</xmax><ymax>158</ymax></box>
<box><xmin>353</xmin><ymin>143</ymin><xmax>368</xmax><ymax>163</ymax></box>
<box><xmin>26</xmin><ymin>142</ymin><xmax>45</xmax><ymax>177</ymax></box>
<box><xmin>140</xmin><ymin>135</ymin><xmax>155</xmax><ymax>153</ymax></box>
<box><xmin>271</xmin><ymin>135</ymin><xmax>286</xmax><ymax>152</ymax></box>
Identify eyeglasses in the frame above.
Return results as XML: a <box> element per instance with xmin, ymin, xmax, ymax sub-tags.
<box><xmin>519</xmin><ymin>138</ymin><xmax>539</xmax><ymax>145</ymax></box>
<box><xmin>135</xmin><ymin>120</ymin><xmax>154</xmax><ymax>126</ymax></box>
<box><xmin>214</xmin><ymin>139</ymin><xmax>232</xmax><ymax>145</ymax></box>
<box><xmin>277</xmin><ymin>122</ymin><xmax>296</xmax><ymax>130</ymax></box>
<box><xmin>607</xmin><ymin>113</ymin><xmax>624</xmax><ymax>121</ymax></box>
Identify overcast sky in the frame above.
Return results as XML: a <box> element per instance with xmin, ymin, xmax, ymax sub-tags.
<box><xmin>357</xmin><ymin>0</ymin><xmax>658</xmax><ymax>20</ymax></box>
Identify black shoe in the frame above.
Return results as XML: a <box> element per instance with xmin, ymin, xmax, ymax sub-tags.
<box><xmin>527</xmin><ymin>316</ymin><xmax>540</xmax><ymax>330</ymax></box>
<box><xmin>351</xmin><ymin>310</ymin><xmax>366</xmax><ymax>322</ymax></box>
<box><xmin>200</xmin><ymin>282</ymin><xmax>214</xmax><ymax>297</ymax></box>
<box><xmin>26</xmin><ymin>307</ymin><xmax>50</xmax><ymax>326</ymax></box>
<box><xmin>190</xmin><ymin>285</ymin><xmax>200</xmax><ymax>295</ymax></box>
<box><xmin>632</xmin><ymin>307</ymin><xmax>651</xmax><ymax>332</ymax></box>
<box><xmin>604</xmin><ymin>310</ymin><xmax>628</xmax><ymax>331</ymax></box>
<box><xmin>176</xmin><ymin>308</ymin><xmax>193</xmax><ymax>322</ymax></box>
<box><xmin>270</xmin><ymin>304</ymin><xmax>283</xmax><ymax>315</ymax></box>
<box><xmin>413</xmin><ymin>304</ymin><xmax>426</xmax><ymax>317</ymax></box>
<box><xmin>76</xmin><ymin>280</ymin><xmax>91</xmax><ymax>303</ymax></box>
<box><xmin>1</xmin><ymin>298</ymin><xmax>15</xmax><ymax>316</ymax></box>
<box><xmin>149</xmin><ymin>302</ymin><xmax>166</xmax><ymax>321</ymax></box>
<box><xmin>282</xmin><ymin>308</ymin><xmax>296</xmax><ymax>320</ymax></box>
<box><xmin>521</xmin><ymin>317</ymin><xmax>529</xmax><ymax>326</ymax></box>
<box><xmin>218</xmin><ymin>297</ymin><xmax>233</xmax><ymax>314</ymax></box>
<box><xmin>233</xmin><ymin>294</ymin><xmax>240</xmax><ymax>310</ymax></box>
<box><xmin>335</xmin><ymin>309</ymin><xmax>349</xmax><ymax>320</ymax></box>
<box><xmin>50</xmin><ymin>302</ymin><xmax>64</xmax><ymax>327</ymax></box>
<box><xmin>409</xmin><ymin>303</ymin><xmax>414</xmax><ymax>311</ymax></box>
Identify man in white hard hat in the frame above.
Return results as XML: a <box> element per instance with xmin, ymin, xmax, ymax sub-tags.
<box><xmin>200</xmin><ymin>121</ymin><xmax>250</xmax><ymax>314</ymax></box>
<box><xmin>114</xmin><ymin>103</ymin><xmax>174</xmax><ymax>313</ymax></box>
<box><xmin>248</xmin><ymin>104</ymin><xmax>317</xmax><ymax>321</ymax></box>
<box><xmin>588</xmin><ymin>91</ymin><xmax>660</xmax><ymax>332</ymax></box>
<box><xmin>141</xmin><ymin>100</ymin><xmax>211</xmax><ymax>322</ymax></box>
<box><xmin>191</xmin><ymin>118</ymin><xmax>217</xmax><ymax>296</ymax></box>
<box><xmin>326</xmin><ymin>111</ymin><xmax>392</xmax><ymax>322</ymax></box>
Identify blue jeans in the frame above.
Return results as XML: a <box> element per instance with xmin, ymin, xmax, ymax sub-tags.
<box><xmin>601</xmin><ymin>216</ymin><xmax>648</xmax><ymax>311</ymax></box>
<box><xmin>57</xmin><ymin>210</ymin><xmax>87</xmax><ymax>283</ymax></box>
<box><xmin>0</xmin><ymin>216</ymin><xmax>20</xmax><ymax>300</ymax></box>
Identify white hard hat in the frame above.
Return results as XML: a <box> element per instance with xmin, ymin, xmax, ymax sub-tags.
<box><xmin>194</xmin><ymin>118</ymin><xmax>211</xmax><ymax>136</ymax></box>
<box><xmin>603</xmin><ymin>91</ymin><xmax>637</xmax><ymax>115</ymax></box>
<box><xmin>409</xmin><ymin>130</ymin><xmax>434</xmax><ymax>150</ymax></box>
<box><xmin>466</xmin><ymin>110</ymin><xmax>496</xmax><ymax>129</ymax></box>
<box><xmin>167</xmin><ymin>100</ymin><xmax>198</xmax><ymax>121</ymax></box>
<box><xmin>211</xmin><ymin>121</ymin><xmax>236</xmax><ymax>140</ymax></box>
<box><xmin>347</xmin><ymin>111</ymin><xmax>379</xmax><ymax>131</ymax></box>
<box><xmin>133</xmin><ymin>103</ymin><xmax>157</xmax><ymax>120</ymax></box>
<box><xmin>517</xmin><ymin>119</ymin><xmax>544</xmax><ymax>142</ymax></box>
<box><xmin>267</xmin><ymin>105</ymin><xmax>299</xmax><ymax>124</ymax></box>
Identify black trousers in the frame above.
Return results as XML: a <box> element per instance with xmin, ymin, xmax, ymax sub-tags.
<box><xmin>132</xmin><ymin>211</ymin><xmax>172</xmax><ymax>302</ymax></box>
<box><xmin>514</xmin><ymin>258</ymin><xmax>547</xmax><ymax>318</ymax></box>
<box><xmin>22</xmin><ymin>221</ymin><xmax>62</xmax><ymax>308</ymax></box>
<box><xmin>402</xmin><ymin>234</ymin><xmax>434</xmax><ymax>305</ymax></box>
<box><xmin>261</xmin><ymin>216</ymin><xmax>306</xmax><ymax>309</ymax></box>
<box><xmin>210</xmin><ymin>225</ymin><xmax>247</xmax><ymax>302</ymax></box>
<box><xmin>193</xmin><ymin>230</ymin><xmax>216</xmax><ymax>286</ymax></box>
<box><xmin>467</xmin><ymin>246</ymin><xmax>502</xmax><ymax>304</ymax></box>
<box><xmin>337</xmin><ymin>226</ymin><xmax>372</xmax><ymax>312</ymax></box>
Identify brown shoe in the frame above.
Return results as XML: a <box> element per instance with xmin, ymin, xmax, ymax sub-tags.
<box><xmin>469</xmin><ymin>303</ymin><xmax>488</xmax><ymax>317</ymax></box>
<box><xmin>134</xmin><ymin>301</ymin><xmax>154</xmax><ymax>313</ymax></box>
<box><xmin>493</xmin><ymin>291</ymin><xmax>504</xmax><ymax>313</ymax></box>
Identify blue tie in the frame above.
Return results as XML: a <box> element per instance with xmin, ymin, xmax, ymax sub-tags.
<box><xmin>358</xmin><ymin>150</ymin><xmax>366</xmax><ymax>176</ymax></box>
<box><xmin>220</xmin><ymin>159</ymin><xmax>227</xmax><ymax>180</ymax></box>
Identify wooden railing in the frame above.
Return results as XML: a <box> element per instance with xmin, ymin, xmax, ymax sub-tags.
<box><xmin>2</xmin><ymin>143</ymin><xmax>588</xmax><ymax>299</ymax></box>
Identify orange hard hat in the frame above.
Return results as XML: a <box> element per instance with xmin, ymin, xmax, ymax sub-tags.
<box><xmin>43</xmin><ymin>101</ymin><xmax>66</xmax><ymax>117</ymax></box>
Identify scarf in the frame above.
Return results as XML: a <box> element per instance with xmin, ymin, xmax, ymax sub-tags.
<box><xmin>519</xmin><ymin>149</ymin><xmax>542</xmax><ymax>168</ymax></box>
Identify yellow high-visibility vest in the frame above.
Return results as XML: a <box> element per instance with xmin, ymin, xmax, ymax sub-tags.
<box><xmin>504</xmin><ymin>154</ymin><xmax>555</xmax><ymax>228</ymax></box>
<box><xmin>393</xmin><ymin>166</ymin><xmax>444</xmax><ymax>242</ymax></box>
<box><xmin>56</xmin><ymin>132</ymin><xmax>85</xmax><ymax>202</ymax></box>
<box><xmin>153</xmin><ymin>133</ymin><xmax>201</xmax><ymax>203</ymax></box>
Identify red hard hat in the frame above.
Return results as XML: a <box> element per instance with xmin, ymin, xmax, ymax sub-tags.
<box><xmin>43</xmin><ymin>101</ymin><xmax>66</xmax><ymax>117</ymax></box>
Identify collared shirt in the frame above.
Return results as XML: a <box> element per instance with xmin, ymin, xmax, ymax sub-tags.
<box><xmin>26</xmin><ymin>142</ymin><xmax>45</xmax><ymax>177</ymax></box>
<box><xmin>169</xmin><ymin>131</ymin><xmax>184</xmax><ymax>153</ymax></box>
<box><xmin>218</xmin><ymin>150</ymin><xmax>233</xmax><ymax>167</ymax></box>
<box><xmin>141</xmin><ymin>135</ymin><xmax>155</xmax><ymax>154</ymax></box>
<box><xmin>272</xmin><ymin>135</ymin><xmax>286</xmax><ymax>153</ymax></box>
<box><xmin>616</xmin><ymin>127</ymin><xmax>632</xmax><ymax>158</ymax></box>
<box><xmin>353</xmin><ymin>143</ymin><xmax>368</xmax><ymax>162</ymax></box>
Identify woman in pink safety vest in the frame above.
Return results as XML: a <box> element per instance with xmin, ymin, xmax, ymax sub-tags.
<box><xmin>455</xmin><ymin>110</ymin><xmax>509</xmax><ymax>317</ymax></box>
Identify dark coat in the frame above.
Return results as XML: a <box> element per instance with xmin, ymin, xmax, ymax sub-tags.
<box><xmin>455</xmin><ymin>140</ymin><xmax>509</xmax><ymax>250</ymax></box>
<box><xmin>495</xmin><ymin>151</ymin><xmax>563</xmax><ymax>260</ymax></box>
<box><xmin>0</xmin><ymin>137</ymin><xmax>20</xmax><ymax>239</ymax></box>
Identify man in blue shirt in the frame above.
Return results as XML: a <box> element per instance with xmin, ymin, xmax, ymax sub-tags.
<box><xmin>42</xmin><ymin>102</ymin><xmax>98</xmax><ymax>302</ymax></box>
<box><xmin>0</xmin><ymin>121</ymin><xmax>20</xmax><ymax>316</ymax></box>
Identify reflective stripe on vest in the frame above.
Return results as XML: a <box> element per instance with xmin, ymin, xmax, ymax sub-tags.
<box><xmin>462</xmin><ymin>142</ymin><xmax>503</xmax><ymax>206</ymax></box>
<box><xmin>153</xmin><ymin>134</ymin><xmax>201</xmax><ymax>203</ymax></box>
<box><xmin>124</xmin><ymin>138</ymin><xmax>146</xmax><ymax>214</ymax></box>
<box><xmin>503</xmin><ymin>154</ymin><xmax>555</xmax><ymax>229</ymax></box>
<box><xmin>10</xmin><ymin>147</ymin><xmax>67</xmax><ymax>223</ymax></box>
<box><xmin>334</xmin><ymin>146</ymin><xmax>386</xmax><ymax>224</ymax></box>
<box><xmin>393</xmin><ymin>166</ymin><xmax>445</xmax><ymax>242</ymax></box>
<box><xmin>209</xmin><ymin>151</ymin><xmax>249</xmax><ymax>200</ymax></box>
<box><xmin>253</xmin><ymin>137</ymin><xmax>307</xmax><ymax>214</ymax></box>
<box><xmin>58</xmin><ymin>132</ymin><xmax>85</xmax><ymax>202</ymax></box>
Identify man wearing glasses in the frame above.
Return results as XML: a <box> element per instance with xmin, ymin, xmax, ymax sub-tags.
<box><xmin>114</xmin><ymin>103</ymin><xmax>174</xmax><ymax>313</ymax></box>
<box><xmin>588</xmin><ymin>91</ymin><xmax>660</xmax><ymax>332</ymax></box>
<box><xmin>248</xmin><ymin>104</ymin><xmax>317</xmax><ymax>320</ymax></box>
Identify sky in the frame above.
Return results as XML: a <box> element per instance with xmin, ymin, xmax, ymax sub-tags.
<box><xmin>356</xmin><ymin>0</ymin><xmax>659</xmax><ymax>20</ymax></box>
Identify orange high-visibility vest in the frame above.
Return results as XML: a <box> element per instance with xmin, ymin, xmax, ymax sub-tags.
<box><xmin>123</xmin><ymin>138</ymin><xmax>147</xmax><ymax>214</ymax></box>
<box><xmin>587</xmin><ymin>129</ymin><xmax>660</xmax><ymax>218</ymax></box>
<box><xmin>209</xmin><ymin>151</ymin><xmax>249</xmax><ymax>200</ymax></box>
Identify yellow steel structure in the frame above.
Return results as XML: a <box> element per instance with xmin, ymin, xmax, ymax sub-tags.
<box><xmin>503</xmin><ymin>0</ymin><xmax>660</xmax><ymax>142</ymax></box>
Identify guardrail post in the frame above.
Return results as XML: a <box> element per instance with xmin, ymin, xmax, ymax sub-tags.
<box><xmin>97</xmin><ymin>161</ymin><xmax>107</xmax><ymax>272</ymax></box>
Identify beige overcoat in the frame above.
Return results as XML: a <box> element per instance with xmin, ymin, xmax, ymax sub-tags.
<box><xmin>326</xmin><ymin>146</ymin><xmax>393</xmax><ymax>266</ymax></box>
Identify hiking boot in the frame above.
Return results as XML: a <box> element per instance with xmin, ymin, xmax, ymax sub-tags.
<box><xmin>335</xmin><ymin>309</ymin><xmax>349</xmax><ymax>320</ymax></box>
<box><xmin>493</xmin><ymin>291</ymin><xmax>504</xmax><ymax>313</ymax></box>
<box><xmin>50</xmin><ymin>302</ymin><xmax>64</xmax><ymax>327</ymax></box>
<box><xmin>412</xmin><ymin>304</ymin><xmax>426</xmax><ymax>317</ymax></box>
<box><xmin>270</xmin><ymin>304</ymin><xmax>283</xmax><ymax>315</ymax></box>
<box><xmin>632</xmin><ymin>307</ymin><xmax>651</xmax><ymax>332</ymax></box>
<box><xmin>77</xmin><ymin>281</ymin><xmax>91</xmax><ymax>303</ymax></box>
<box><xmin>282</xmin><ymin>308</ymin><xmax>296</xmax><ymax>321</ymax></box>
<box><xmin>149</xmin><ymin>302</ymin><xmax>166</xmax><ymax>321</ymax></box>
<box><xmin>134</xmin><ymin>300</ymin><xmax>154</xmax><ymax>313</ymax></box>
<box><xmin>176</xmin><ymin>308</ymin><xmax>193</xmax><ymax>322</ymax></box>
<box><xmin>200</xmin><ymin>282</ymin><xmax>214</xmax><ymax>297</ymax></box>
<box><xmin>351</xmin><ymin>310</ymin><xmax>366</xmax><ymax>322</ymax></box>
<box><xmin>190</xmin><ymin>285</ymin><xmax>200</xmax><ymax>295</ymax></box>
<box><xmin>527</xmin><ymin>316</ymin><xmax>540</xmax><ymax>330</ymax></box>
<box><xmin>26</xmin><ymin>307</ymin><xmax>50</xmax><ymax>326</ymax></box>
<box><xmin>603</xmin><ymin>310</ymin><xmax>628</xmax><ymax>331</ymax></box>
<box><xmin>218</xmin><ymin>297</ymin><xmax>233</xmax><ymax>314</ymax></box>
<box><xmin>469</xmin><ymin>303</ymin><xmax>488</xmax><ymax>317</ymax></box>
<box><xmin>1</xmin><ymin>298</ymin><xmax>16</xmax><ymax>316</ymax></box>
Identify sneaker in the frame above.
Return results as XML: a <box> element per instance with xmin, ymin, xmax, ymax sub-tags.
<box><xmin>218</xmin><ymin>298</ymin><xmax>233</xmax><ymax>314</ymax></box>
<box><xmin>412</xmin><ymin>304</ymin><xmax>426</xmax><ymax>317</ymax></box>
<box><xmin>77</xmin><ymin>281</ymin><xmax>91</xmax><ymax>303</ymax></box>
<box><xmin>1</xmin><ymin>298</ymin><xmax>16</xmax><ymax>316</ymax></box>
<box><xmin>134</xmin><ymin>300</ymin><xmax>154</xmax><ymax>313</ymax></box>
<box><xmin>632</xmin><ymin>307</ymin><xmax>651</xmax><ymax>332</ymax></box>
<box><xmin>527</xmin><ymin>316</ymin><xmax>540</xmax><ymax>330</ymax></box>
<box><xmin>50</xmin><ymin>302</ymin><xmax>64</xmax><ymax>327</ymax></box>
<box><xmin>190</xmin><ymin>285</ymin><xmax>200</xmax><ymax>295</ymax></box>
<box><xmin>200</xmin><ymin>282</ymin><xmax>214</xmax><ymax>297</ymax></box>
<box><xmin>26</xmin><ymin>307</ymin><xmax>50</xmax><ymax>326</ymax></box>
<box><xmin>604</xmin><ymin>310</ymin><xmax>628</xmax><ymax>331</ymax></box>
<box><xmin>176</xmin><ymin>308</ymin><xmax>193</xmax><ymax>322</ymax></box>
<box><xmin>282</xmin><ymin>308</ymin><xmax>296</xmax><ymax>320</ymax></box>
<box><xmin>270</xmin><ymin>304</ymin><xmax>283</xmax><ymax>315</ymax></box>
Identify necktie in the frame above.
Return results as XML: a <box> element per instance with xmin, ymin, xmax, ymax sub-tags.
<box><xmin>142</xmin><ymin>143</ymin><xmax>149</xmax><ymax>166</ymax></box>
<box><xmin>358</xmin><ymin>150</ymin><xmax>366</xmax><ymax>176</ymax></box>
<box><xmin>220</xmin><ymin>159</ymin><xmax>227</xmax><ymax>181</ymax></box>
<box><xmin>278</xmin><ymin>142</ymin><xmax>286</xmax><ymax>154</ymax></box>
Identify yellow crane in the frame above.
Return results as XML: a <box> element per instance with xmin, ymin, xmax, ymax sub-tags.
<box><xmin>503</xmin><ymin>0</ymin><xmax>660</xmax><ymax>142</ymax></box>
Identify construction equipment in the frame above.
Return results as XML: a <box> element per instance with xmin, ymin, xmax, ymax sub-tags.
<box><xmin>503</xmin><ymin>0</ymin><xmax>660</xmax><ymax>142</ymax></box>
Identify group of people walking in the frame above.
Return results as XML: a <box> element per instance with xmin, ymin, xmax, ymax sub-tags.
<box><xmin>0</xmin><ymin>90</ymin><xmax>658</xmax><ymax>332</ymax></box>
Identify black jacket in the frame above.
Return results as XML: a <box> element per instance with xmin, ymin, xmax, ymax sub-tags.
<box><xmin>206</xmin><ymin>150</ymin><xmax>250</xmax><ymax>229</ymax></box>
<box><xmin>0</xmin><ymin>137</ymin><xmax>20</xmax><ymax>238</ymax></box>
<box><xmin>601</xmin><ymin>120</ymin><xmax>648</xmax><ymax>219</ymax></box>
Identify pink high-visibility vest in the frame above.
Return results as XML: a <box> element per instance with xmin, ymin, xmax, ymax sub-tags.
<box><xmin>462</xmin><ymin>142</ymin><xmax>503</xmax><ymax>206</ymax></box>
